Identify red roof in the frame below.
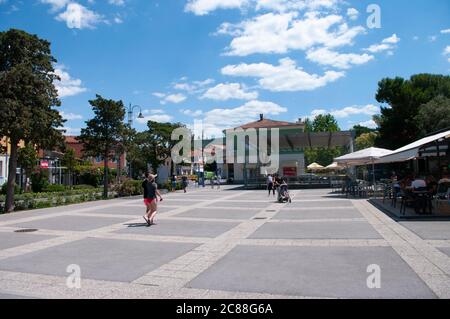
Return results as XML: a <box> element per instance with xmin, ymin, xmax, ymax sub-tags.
<box><xmin>235</xmin><ymin>118</ymin><xmax>304</xmax><ymax>129</ymax></box>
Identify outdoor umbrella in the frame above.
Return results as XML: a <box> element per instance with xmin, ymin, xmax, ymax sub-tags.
<box><xmin>326</xmin><ymin>162</ymin><xmax>344</xmax><ymax>171</ymax></box>
<box><xmin>307</xmin><ymin>162</ymin><xmax>325</xmax><ymax>172</ymax></box>
<box><xmin>334</xmin><ymin>147</ymin><xmax>393</xmax><ymax>185</ymax></box>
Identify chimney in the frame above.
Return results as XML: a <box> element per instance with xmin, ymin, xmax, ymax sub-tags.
<box><xmin>259</xmin><ymin>114</ymin><xmax>264</xmax><ymax>121</ymax></box>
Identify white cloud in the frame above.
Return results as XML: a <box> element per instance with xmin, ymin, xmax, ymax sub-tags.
<box><xmin>222</xmin><ymin>58</ymin><xmax>344</xmax><ymax>92</ymax></box>
<box><xmin>306</xmin><ymin>47</ymin><xmax>373</xmax><ymax>69</ymax></box>
<box><xmin>329</xmin><ymin>104</ymin><xmax>379</xmax><ymax>118</ymax></box>
<box><xmin>358</xmin><ymin>119</ymin><xmax>377</xmax><ymax>129</ymax></box>
<box><xmin>429</xmin><ymin>35</ymin><xmax>438</xmax><ymax>42</ymax></box>
<box><xmin>346</xmin><ymin>7</ymin><xmax>358</xmax><ymax>20</ymax></box>
<box><xmin>199</xmin><ymin>100</ymin><xmax>288</xmax><ymax>136</ymax></box>
<box><xmin>180</xmin><ymin>109</ymin><xmax>204</xmax><ymax>117</ymax></box>
<box><xmin>201</xmin><ymin>83</ymin><xmax>259</xmax><ymax>100</ymax></box>
<box><xmin>173</xmin><ymin>78</ymin><xmax>215</xmax><ymax>94</ymax></box>
<box><xmin>136</xmin><ymin>109</ymin><xmax>174</xmax><ymax>123</ymax></box>
<box><xmin>54</xmin><ymin>66</ymin><xmax>87</xmax><ymax>98</ymax></box>
<box><xmin>40</xmin><ymin>0</ymin><xmax>69</xmax><ymax>12</ymax></box>
<box><xmin>185</xmin><ymin>0</ymin><xmax>341</xmax><ymax>15</ymax></box>
<box><xmin>444</xmin><ymin>46</ymin><xmax>450</xmax><ymax>55</ymax></box>
<box><xmin>56</xmin><ymin>2</ymin><xmax>103</xmax><ymax>29</ymax></box>
<box><xmin>152</xmin><ymin>92</ymin><xmax>166</xmax><ymax>98</ymax></box>
<box><xmin>441</xmin><ymin>29</ymin><xmax>450</xmax><ymax>34</ymax></box>
<box><xmin>62</xmin><ymin>127</ymin><xmax>81</xmax><ymax>136</ymax></box>
<box><xmin>365</xmin><ymin>33</ymin><xmax>400</xmax><ymax>53</ymax></box>
<box><xmin>158</xmin><ymin>93</ymin><xmax>187</xmax><ymax>104</ymax></box>
<box><xmin>218</xmin><ymin>11</ymin><xmax>365</xmax><ymax>56</ymax></box>
<box><xmin>60</xmin><ymin>111</ymin><xmax>83</xmax><ymax>120</ymax></box>
<box><xmin>109</xmin><ymin>0</ymin><xmax>125</xmax><ymax>6</ymax></box>
<box><xmin>444</xmin><ymin>46</ymin><xmax>450</xmax><ymax>62</ymax></box>
<box><xmin>255</xmin><ymin>0</ymin><xmax>340</xmax><ymax>12</ymax></box>
<box><xmin>303</xmin><ymin>104</ymin><xmax>379</xmax><ymax>120</ymax></box>
<box><xmin>185</xmin><ymin>0</ymin><xmax>249</xmax><ymax>15</ymax></box>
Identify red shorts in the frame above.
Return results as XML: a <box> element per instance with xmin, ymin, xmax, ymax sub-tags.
<box><xmin>144</xmin><ymin>198</ymin><xmax>155</xmax><ymax>205</ymax></box>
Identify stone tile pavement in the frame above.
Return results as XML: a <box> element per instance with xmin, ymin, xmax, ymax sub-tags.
<box><xmin>0</xmin><ymin>185</ymin><xmax>449</xmax><ymax>299</ymax></box>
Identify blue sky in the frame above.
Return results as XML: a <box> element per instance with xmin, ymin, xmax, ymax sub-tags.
<box><xmin>1</xmin><ymin>0</ymin><xmax>449</xmax><ymax>138</ymax></box>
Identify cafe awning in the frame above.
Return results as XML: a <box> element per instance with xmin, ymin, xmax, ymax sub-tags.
<box><xmin>376</xmin><ymin>130</ymin><xmax>450</xmax><ymax>164</ymax></box>
<box><xmin>334</xmin><ymin>147</ymin><xmax>393</xmax><ymax>166</ymax></box>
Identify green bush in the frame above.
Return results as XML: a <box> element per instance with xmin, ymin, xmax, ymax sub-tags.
<box><xmin>43</xmin><ymin>184</ymin><xmax>66</xmax><ymax>193</ymax></box>
<box><xmin>31</xmin><ymin>170</ymin><xmax>49</xmax><ymax>193</ymax></box>
<box><xmin>1</xmin><ymin>183</ymin><xmax>21</xmax><ymax>195</ymax></box>
<box><xmin>116</xmin><ymin>179</ymin><xmax>143</xmax><ymax>196</ymax></box>
<box><xmin>72</xmin><ymin>184</ymin><xmax>96</xmax><ymax>190</ymax></box>
<box><xmin>79</xmin><ymin>172</ymin><xmax>100</xmax><ymax>188</ymax></box>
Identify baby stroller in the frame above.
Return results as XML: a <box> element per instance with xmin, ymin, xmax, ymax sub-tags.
<box><xmin>278</xmin><ymin>182</ymin><xmax>292</xmax><ymax>203</ymax></box>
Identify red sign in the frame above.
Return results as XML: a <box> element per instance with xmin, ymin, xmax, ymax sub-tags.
<box><xmin>283</xmin><ymin>167</ymin><xmax>297</xmax><ymax>177</ymax></box>
<box><xmin>40</xmin><ymin>161</ymin><xmax>49</xmax><ymax>169</ymax></box>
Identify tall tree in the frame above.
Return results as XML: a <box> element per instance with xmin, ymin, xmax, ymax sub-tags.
<box><xmin>355</xmin><ymin>132</ymin><xmax>379</xmax><ymax>151</ymax></box>
<box><xmin>78</xmin><ymin>95</ymin><xmax>126</xmax><ymax>198</ymax></box>
<box><xmin>61</xmin><ymin>148</ymin><xmax>77</xmax><ymax>187</ymax></box>
<box><xmin>17</xmin><ymin>142</ymin><xmax>38</xmax><ymax>191</ymax></box>
<box><xmin>0</xmin><ymin>29</ymin><xmax>64</xmax><ymax>212</ymax></box>
<box><xmin>145</xmin><ymin>121</ymin><xmax>185</xmax><ymax>175</ymax></box>
<box><xmin>304</xmin><ymin>114</ymin><xmax>342</xmax><ymax>166</ymax></box>
<box><xmin>375</xmin><ymin>74</ymin><xmax>450</xmax><ymax>149</ymax></box>
<box><xmin>351</xmin><ymin>125</ymin><xmax>376</xmax><ymax>138</ymax></box>
<box><xmin>415</xmin><ymin>95</ymin><xmax>450</xmax><ymax>136</ymax></box>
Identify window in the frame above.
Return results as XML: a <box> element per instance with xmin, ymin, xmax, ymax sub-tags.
<box><xmin>0</xmin><ymin>160</ymin><xmax>3</xmax><ymax>177</ymax></box>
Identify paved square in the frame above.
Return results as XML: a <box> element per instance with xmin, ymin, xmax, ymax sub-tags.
<box><xmin>285</xmin><ymin>200</ymin><xmax>354</xmax><ymax>208</ymax></box>
<box><xmin>0</xmin><ymin>187</ymin><xmax>448</xmax><ymax>299</ymax></box>
<box><xmin>0</xmin><ymin>232</ymin><xmax>55</xmax><ymax>250</ymax></box>
<box><xmin>250</xmin><ymin>221</ymin><xmax>382</xmax><ymax>239</ymax></box>
<box><xmin>399</xmin><ymin>221</ymin><xmax>450</xmax><ymax>240</ymax></box>
<box><xmin>0</xmin><ymin>238</ymin><xmax>199</xmax><ymax>282</ymax></box>
<box><xmin>187</xmin><ymin>245</ymin><xmax>436</xmax><ymax>298</ymax></box>
<box><xmin>206</xmin><ymin>201</ymin><xmax>271</xmax><ymax>208</ymax></box>
<box><xmin>275</xmin><ymin>208</ymin><xmax>362</xmax><ymax>220</ymax></box>
<box><xmin>115</xmin><ymin>219</ymin><xmax>240</xmax><ymax>238</ymax></box>
<box><xmin>9</xmin><ymin>215</ymin><xmax>130</xmax><ymax>232</ymax></box>
<box><xmin>174</xmin><ymin>208</ymin><xmax>259</xmax><ymax>220</ymax></box>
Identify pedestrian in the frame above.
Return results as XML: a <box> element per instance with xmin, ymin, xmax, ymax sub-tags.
<box><xmin>182</xmin><ymin>175</ymin><xmax>188</xmax><ymax>193</ymax></box>
<box><xmin>171</xmin><ymin>174</ymin><xmax>177</xmax><ymax>192</ymax></box>
<box><xmin>142</xmin><ymin>172</ymin><xmax>163</xmax><ymax>226</ymax></box>
<box><xmin>267</xmin><ymin>174</ymin><xmax>275</xmax><ymax>196</ymax></box>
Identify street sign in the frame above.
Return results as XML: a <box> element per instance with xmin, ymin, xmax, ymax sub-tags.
<box><xmin>40</xmin><ymin>161</ymin><xmax>49</xmax><ymax>169</ymax></box>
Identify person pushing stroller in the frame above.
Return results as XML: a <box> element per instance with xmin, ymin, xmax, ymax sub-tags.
<box><xmin>274</xmin><ymin>176</ymin><xmax>292</xmax><ymax>203</ymax></box>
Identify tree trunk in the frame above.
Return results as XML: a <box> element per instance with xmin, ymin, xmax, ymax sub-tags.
<box><xmin>5</xmin><ymin>141</ymin><xmax>18</xmax><ymax>213</ymax></box>
<box><xmin>103</xmin><ymin>155</ymin><xmax>108</xmax><ymax>199</ymax></box>
<box><xmin>117</xmin><ymin>154</ymin><xmax>121</xmax><ymax>184</ymax></box>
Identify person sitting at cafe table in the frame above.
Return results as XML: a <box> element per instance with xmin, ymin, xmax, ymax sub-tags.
<box><xmin>411</xmin><ymin>175</ymin><xmax>426</xmax><ymax>190</ymax></box>
<box><xmin>426</xmin><ymin>175</ymin><xmax>438</xmax><ymax>195</ymax></box>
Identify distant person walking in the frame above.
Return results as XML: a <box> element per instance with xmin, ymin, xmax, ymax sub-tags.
<box><xmin>267</xmin><ymin>174</ymin><xmax>275</xmax><ymax>196</ymax></box>
<box><xmin>142</xmin><ymin>173</ymin><xmax>163</xmax><ymax>226</ymax></box>
<box><xmin>182</xmin><ymin>175</ymin><xmax>189</xmax><ymax>193</ymax></box>
<box><xmin>171</xmin><ymin>174</ymin><xmax>177</xmax><ymax>192</ymax></box>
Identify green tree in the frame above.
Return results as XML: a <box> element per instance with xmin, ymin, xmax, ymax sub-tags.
<box><xmin>355</xmin><ymin>132</ymin><xmax>379</xmax><ymax>151</ymax></box>
<box><xmin>375</xmin><ymin>74</ymin><xmax>450</xmax><ymax>149</ymax></box>
<box><xmin>0</xmin><ymin>29</ymin><xmax>64</xmax><ymax>212</ymax></box>
<box><xmin>61</xmin><ymin>148</ymin><xmax>78</xmax><ymax>187</ymax></box>
<box><xmin>415</xmin><ymin>95</ymin><xmax>450</xmax><ymax>136</ymax></box>
<box><xmin>351</xmin><ymin>125</ymin><xmax>376</xmax><ymax>138</ymax></box>
<box><xmin>17</xmin><ymin>142</ymin><xmax>38</xmax><ymax>191</ymax></box>
<box><xmin>304</xmin><ymin>114</ymin><xmax>342</xmax><ymax>166</ymax></box>
<box><xmin>145</xmin><ymin>121</ymin><xmax>185</xmax><ymax>175</ymax></box>
<box><xmin>78</xmin><ymin>95</ymin><xmax>126</xmax><ymax>198</ymax></box>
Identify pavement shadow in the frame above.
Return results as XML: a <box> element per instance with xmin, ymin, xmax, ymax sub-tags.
<box><xmin>124</xmin><ymin>223</ymin><xmax>149</xmax><ymax>228</ymax></box>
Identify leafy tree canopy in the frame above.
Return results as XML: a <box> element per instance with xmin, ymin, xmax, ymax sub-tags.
<box><xmin>375</xmin><ymin>73</ymin><xmax>450</xmax><ymax>149</ymax></box>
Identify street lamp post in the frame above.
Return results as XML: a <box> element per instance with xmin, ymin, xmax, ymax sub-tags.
<box><xmin>127</xmin><ymin>104</ymin><xmax>145</xmax><ymax>178</ymax></box>
<box><xmin>127</xmin><ymin>104</ymin><xmax>144</xmax><ymax>126</ymax></box>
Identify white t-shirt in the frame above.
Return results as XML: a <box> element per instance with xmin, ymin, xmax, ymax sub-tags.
<box><xmin>411</xmin><ymin>179</ymin><xmax>426</xmax><ymax>189</ymax></box>
<box><xmin>267</xmin><ymin>176</ymin><xmax>273</xmax><ymax>183</ymax></box>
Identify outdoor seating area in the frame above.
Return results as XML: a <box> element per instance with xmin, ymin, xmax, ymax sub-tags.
<box><xmin>331</xmin><ymin>130</ymin><xmax>450</xmax><ymax>218</ymax></box>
